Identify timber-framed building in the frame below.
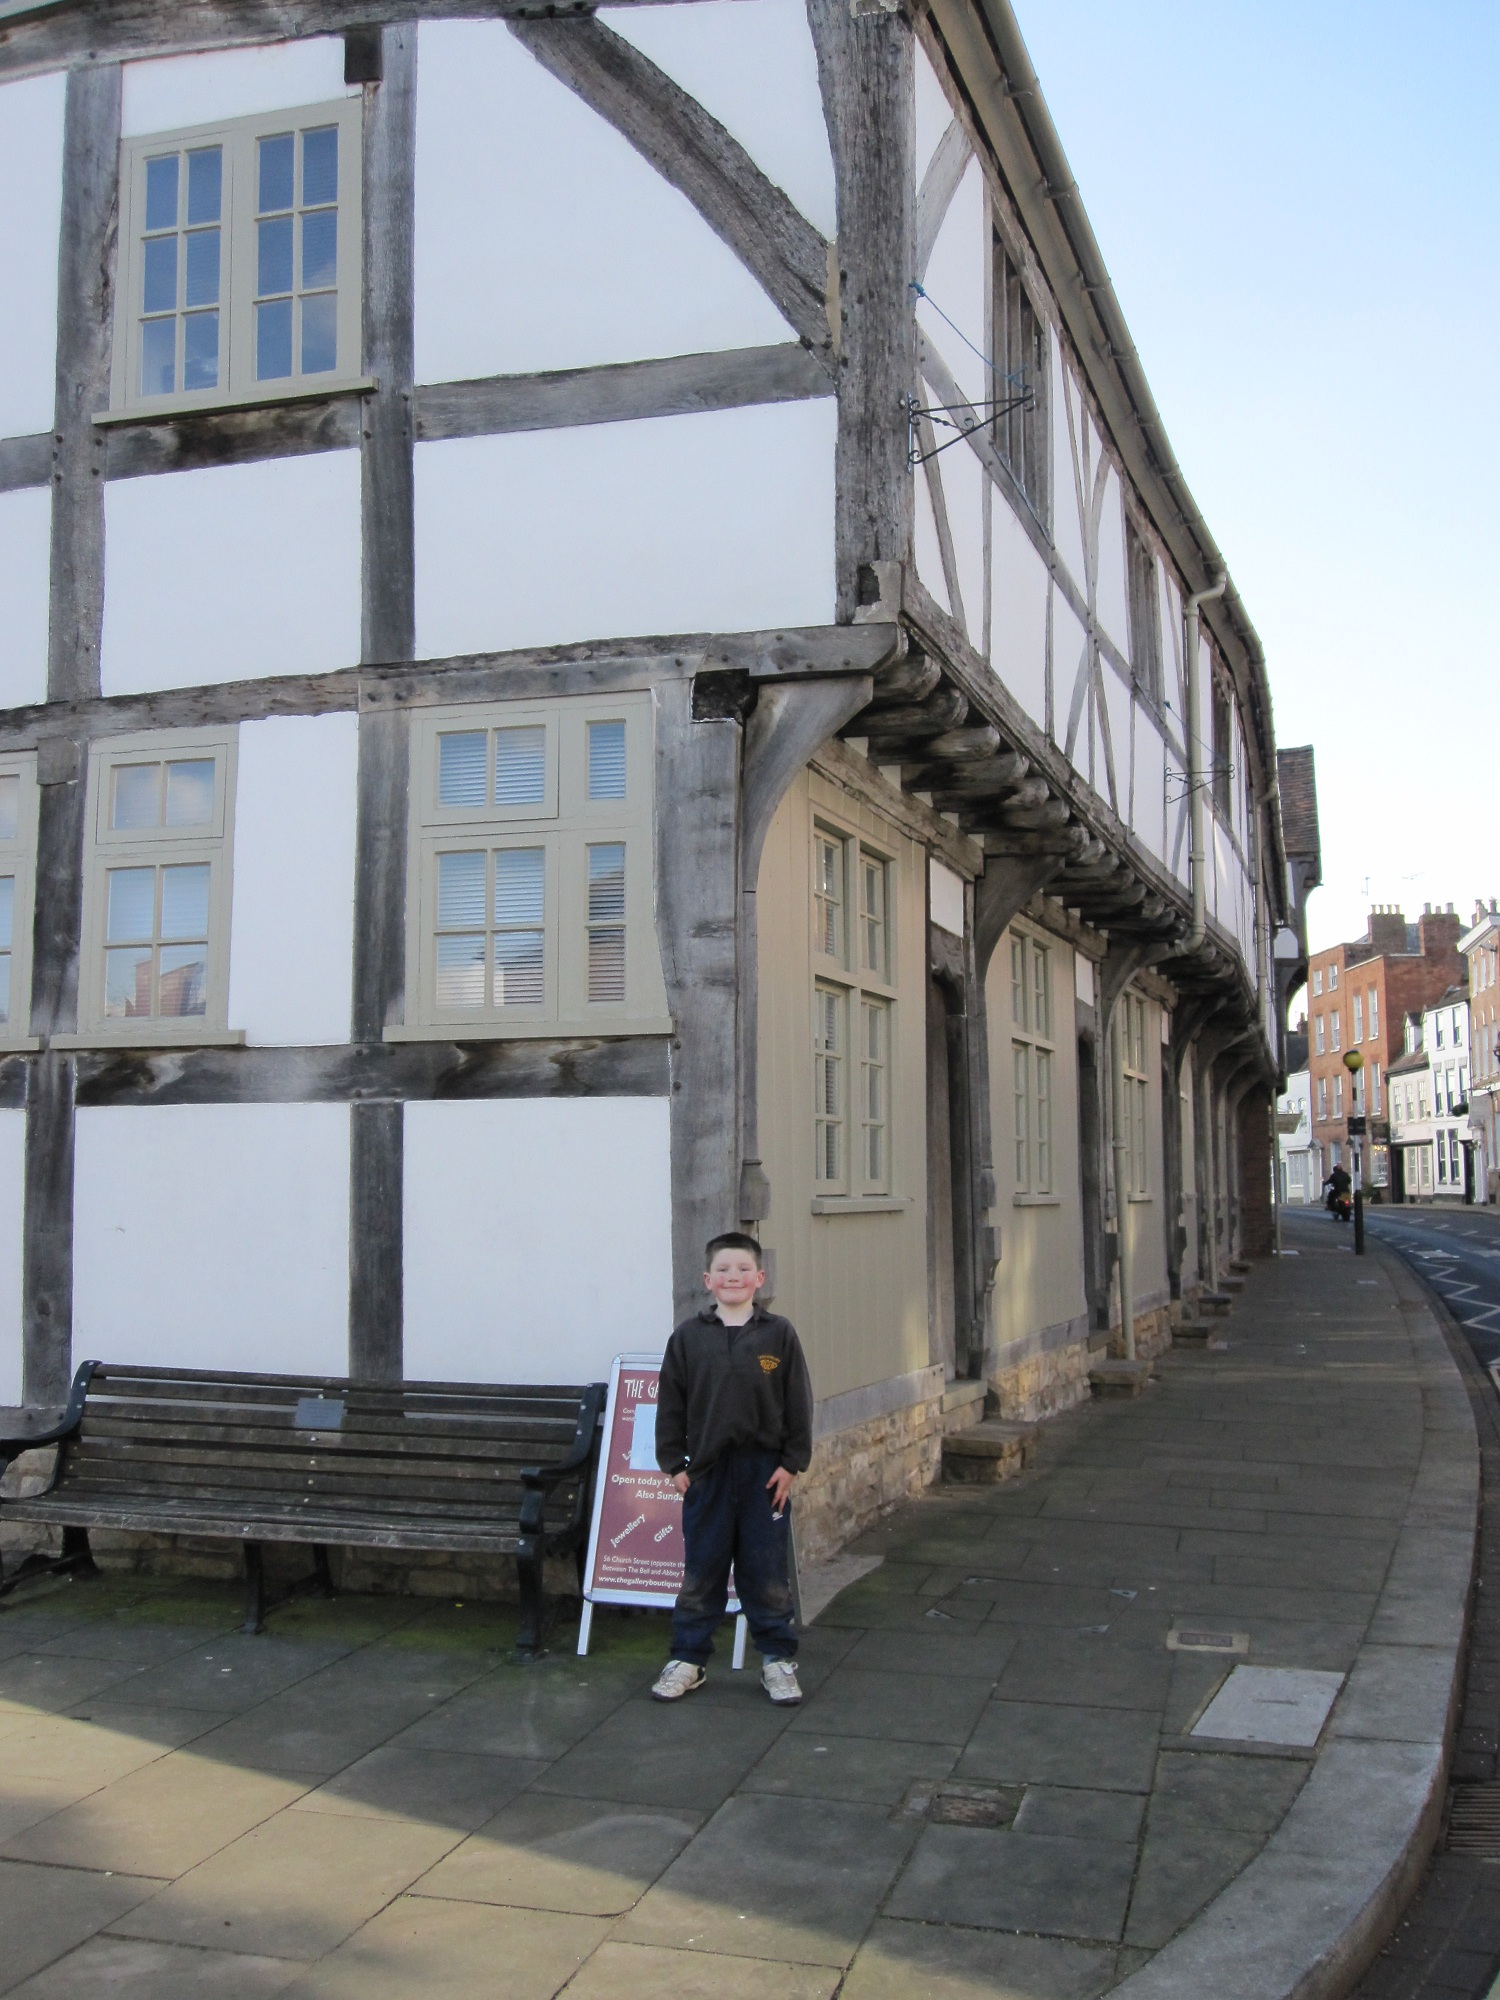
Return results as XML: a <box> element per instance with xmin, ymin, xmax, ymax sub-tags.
<box><xmin>0</xmin><ymin>0</ymin><xmax>1315</xmax><ymax>1564</ymax></box>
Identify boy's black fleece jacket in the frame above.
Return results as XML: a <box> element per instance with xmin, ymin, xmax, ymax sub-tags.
<box><xmin>654</xmin><ymin>1307</ymin><xmax>814</xmax><ymax>1478</ymax></box>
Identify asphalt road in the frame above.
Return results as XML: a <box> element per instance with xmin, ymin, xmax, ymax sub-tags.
<box><xmin>1364</xmin><ymin>1203</ymin><xmax>1500</xmax><ymax>1379</ymax></box>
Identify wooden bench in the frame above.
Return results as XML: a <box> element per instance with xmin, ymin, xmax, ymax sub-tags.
<box><xmin>0</xmin><ymin>1361</ymin><xmax>606</xmax><ymax>1656</ymax></box>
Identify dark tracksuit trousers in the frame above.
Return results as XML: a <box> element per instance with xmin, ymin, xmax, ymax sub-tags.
<box><xmin>670</xmin><ymin>1448</ymin><xmax>797</xmax><ymax>1665</ymax></box>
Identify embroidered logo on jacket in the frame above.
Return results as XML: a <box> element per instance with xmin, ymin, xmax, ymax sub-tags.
<box><xmin>758</xmin><ymin>1354</ymin><xmax>780</xmax><ymax>1373</ymax></box>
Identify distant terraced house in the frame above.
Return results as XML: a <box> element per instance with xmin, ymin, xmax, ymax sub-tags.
<box><xmin>0</xmin><ymin>0</ymin><xmax>1312</xmax><ymax>1564</ymax></box>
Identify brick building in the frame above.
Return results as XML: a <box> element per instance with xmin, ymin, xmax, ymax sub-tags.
<box><xmin>1306</xmin><ymin>905</ymin><xmax>1464</xmax><ymax>1192</ymax></box>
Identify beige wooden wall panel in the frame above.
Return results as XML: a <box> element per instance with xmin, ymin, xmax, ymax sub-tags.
<box><xmin>985</xmin><ymin>924</ymin><xmax>1088</xmax><ymax>1346</ymax></box>
<box><xmin>1124</xmin><ymin>994</ymin><xmax>1169</xmax><ymax>1303</ymax></box>
<box><xmin>756</xmin><ymin>769</ymin><xmax>931</xmax><ymax>1406</ymax></box>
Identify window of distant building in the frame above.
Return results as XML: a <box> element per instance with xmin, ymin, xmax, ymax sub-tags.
<box><xmin>1315</xmin><ymin>1015</ymin><xmax>1325</xmax><ymax>1055</ymax></box>
<box><xmin>1368</xmin><ymin>987</ymin><xmax>1378</xmax><ymax>1040</ymax></box>
<box><xmin>1353</xmin><ymin>993</ymin><xmax>1363</xmax><ymax>1041</ymax></box>
<box><xmin>1329</xmin><ymin>963</ymin><xmax>1339</xmax><ymax>990</ymax></box>
<box><xmin>1313</xmin><ymin>969</ymin><xmax>1323</xmax><ymax>996</ymax></box>
<box><xmin>1331</xmin><ymin>1012</ymin><xmax>1341</xmax><ymax>1052</ymax></box>
<box><xmin>1334</xmin><ymin>1074</ymin><xmax>1344</xmax><ymax>1116</ymax></box>
<box><xmin>1317</xmin><ymin>1076</ymin><xmax>1328</xmax><ymax>1120</ymax></box>
<box><xmin>1125</xmin><ymin>516</ymin><xmax>1163</xmax><ymax>706</ymax></box>
<box><xmin>1211</xmin><ymin>675</ymin><xmax>1232</xmax><ymax>816</ymax></box>
<box><xmin>113</xmin><ymin>100</ymin><xmax>363</xmax><ymax>416</ymax></box>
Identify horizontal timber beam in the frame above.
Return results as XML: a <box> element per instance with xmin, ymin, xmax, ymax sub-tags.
<box><xmin>0</xmin><ymin>346</ymin><xmax>835</xmax><ymax>492</ymax></box>
<box><xmin>71</xmin><ymin>1035</ymin><xmax>672</xmax><ymax>1108</ymax></box>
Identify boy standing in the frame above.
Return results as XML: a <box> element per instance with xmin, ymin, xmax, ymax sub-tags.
<box><xmin>651</xmin><ymin>1233</ymin><xmax>813</xmax><ymax>1705</ymax></box>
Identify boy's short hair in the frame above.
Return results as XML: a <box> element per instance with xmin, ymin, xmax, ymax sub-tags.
<box><xmin>704</xmin><ymin>1230</ymin><xmax>763</xmax><ymax>1266</ymax></box>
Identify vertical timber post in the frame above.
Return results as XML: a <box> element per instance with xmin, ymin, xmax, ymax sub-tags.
<box><xmin>349</xmin><ymin>26</ymin><xmax>416</xmax><ymax>1382</ymax></box>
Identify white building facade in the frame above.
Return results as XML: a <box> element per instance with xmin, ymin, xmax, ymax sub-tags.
<box><xmin>1277</xmin><ymin>1067</ymin><xmax>1316</xmax><ymax>1205</ymax></box>
<box><xmin>1388</xmin><ymin>993</ymin><xmax>1472</xmax><ymax>1203</ymax></box>
<box><xmin>0</xmin><ymin>0</ymin><xmax>1301</xmax><ymax>1556</ymax></box>
<box><xmin>1461</xmin><ymin>905</ymin><xmax>1500</xmax><ymax>1203</ymax></box>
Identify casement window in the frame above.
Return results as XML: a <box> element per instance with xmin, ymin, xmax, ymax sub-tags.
<box><xmin>113</xmin><ymin>100</ymin><xmax>363</xmax><ymax>415</ymax></box>
<box><xmin>1009</xmin><ymin>930</ymin><xmax>1055</xmax><ymax>1198</ymax></box>
<box><xmin>812</xmin><ymin>823</ymin><xmax>896</xmax><ymax>1199</ymax></box>
<box><xmin>1352</xmin><ymin>993</ymin><xmax>1363</xmax><ymax>1041</ymax></box>
<box><xmin>1119</xmin><ymin>991</ymin><xmax>1150</xmax><ymax>1196</ymax></box>
<box><xmin>1125</xmin><ymin>516</ymin><xmax>1163</xmax><ymax>704</ymax></box>
<box><xmin>991</xmin><ymin>236</ymin><xmax>1048</xmax><ymax>517</ymax></box>
<box><xmin>0</xmin><ymin>756</ymin><xmax>40</xmax><ymax>1051</ymax></box>
<box><xmin>1315</xmin><ymin>1015</ymin><xmax>1325</xmax><ymax>1055</ymax></box>
<box><xmin>398</xmin><ymin>695</ymin><xmax>668</xmax><ymax>1039</ymax></box>
<box><xmin>70</xmin><ymin>732</ymin><xmax>237</xmax><ymax>1045</ymax></box>
<box><xmin>1368</xmin><ymin>987</ymin><xmax>1379</xmax><ymax>1040</ymax></box>
<box><xmin>1211</xmin><ymin>677</ymin><xmax>1232</xmax><ymax>816</ymax></box>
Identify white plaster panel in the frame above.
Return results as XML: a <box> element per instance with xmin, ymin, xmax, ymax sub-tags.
<box><xmin>74</xmin><ymin>1104</ymin><xmax>350</xmax><ymax>1377</ymax></box>
<box><xmin>121</xmin><ymin>39</ymin><xmax>355</xmax><ymax>135</ymax></box>
<box><xmin>606</xmin><ymin>0</ymin><xmax>835</xmax><ymax>237</ymax></box>
<box><xmin>990</xmin><ymin>496</ymin><xmax>1048</xmax><ymax>730</ymax></box>
<box><xmin>0</xmin><ymin>1110</ymin><xmax>25</xmax><ymax>1407</ymax></box>
<box><xmin>0</xmin><ymin>487</ymin><xmax>52</xmax><ymax>709</ymax></box>
<box><xmin>415</xmin><ymin>400</ymin><xmax>835</xmax><ymax>658</ymax></box>
<box><xmin>228</xmin><ymin>713</ymin><xmax>358</xmax><ymax>1047</ymax></box>
<box><xmin>0</xmin><ymin>72</ymin><xmax>66</xmax><ymax>438</ymax></box>
<box><xmin>1050</xmin><ymin>336</ymin><xmax>1088</xmax><ymax>591</ymax></box>
<box><xmin>929</xmin><ymin>859</ymin><xmax>965</xmax><ymax>938</ymax></box>
<box><xmin>1098</xmin><ymin>663</ymin><xmax>1133</xmax><ymax>818</ymax></box>
<box><xmin>101</xmin><ymin>452</ymin><xmax>361</xmax><ymax>694</ymax></box>
<box><xmin>917</xmin><ymin>156</ymin><xmax>987</xmax><ymax>410</ymax></box>
<box><xmin>1053</xmin><ymin>592</ymin><xmax>1089</xmax><ymax>757</ymax></box>
<box><xmin>1168</xmin><ymin>766</ymin><xmax>1190</xmax><ymax>884</ymax></box>
<box><xmin>915</xmin><ymin>41</ymin><xmax>953</xmax><ymax>187</ymax></box>
<box><xmin>936</xmin><ymin>434</ymin><xmax>985</xmax><ymax>650</ymax></box>
<box><xmin>1095</xmin><ymin>467</ymin><xmax>1130</xmax><ymax>656</ymax></box>
<box><xmin>414</xmin><ymin>21</ymin><xmax>791</xmax><ymax>386</ymax></box>
<box><xmin>403</xmin><ymin>1098</ymin><xmax>673</xmax><ymax>1385</ymax></box>
<box><xmin>1133</xmin><ymin>709</ymin><xmax>1168</xmax><ymax>860</ymax></box>
<box><xmin>913</xmin><ymin>462</ymin><xmax>951</xmax><ymax>620</ymax></box>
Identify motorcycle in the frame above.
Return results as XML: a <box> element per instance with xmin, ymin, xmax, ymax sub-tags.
<box><xmin>1325</xmin><ymin>1188</ymin><xmax>1352</xmax><ymax>1223</ymax></box>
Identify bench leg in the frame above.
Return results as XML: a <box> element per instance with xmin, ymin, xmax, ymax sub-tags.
<box><xmin>516</xmin><ymin>1542</ymin><xmax>548</xmax><ymax>1661</ymax></box>
<box><xmin>0</xmin><ymin>1526</ymin><xmax>98</xmax><ymax>1600</ymax></box>
<box><xmin>243</xmin><ymin>1542</ymin><xmax>266</xmax><ymax>1635</ymax></box>
<box><xmin>311</xmin><ymin>1545</ymin><xmax>335</xmax><ymax>1600</ymax></box>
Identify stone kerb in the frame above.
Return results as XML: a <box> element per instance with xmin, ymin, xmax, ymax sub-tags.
<box><xmin>1110</xmin><ymin>1248</ymin><xmax>1478</xmax><ymax>2000</ymax></box>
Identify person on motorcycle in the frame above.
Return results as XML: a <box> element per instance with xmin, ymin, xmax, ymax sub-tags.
<box><xmin>1323</xmin><ymin>1164</ymin><xmax>1352</xmax><ymax>1215</ymax></box>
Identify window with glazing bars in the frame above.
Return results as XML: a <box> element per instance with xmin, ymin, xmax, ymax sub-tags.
<box><xmin>1010</xmin><ymin>930</ymin><xmax>1054</xmax><ymax>1195</ymax></box>
<box><xmin>114</xmin><ymin>99</ymin><xmax>362</xmax><ymax>414</ymax></box>
<box><xmin>74</xmin><ymin>733</ymin><xmax>237</xmax><ymax>1043</ymax></box>
<box><xmin>991</xmin><ymin>236</ymin><xmax>1048</xmax><ymax>516</ymax></box>
<box><xmin>404</xmin><ymin>698</ymin><xmax>667</xmax><ymax>1038</ymax></box>
<box><xmin>1119</xmin><ymin>991</ymin><xmax>1150</xmax><ymax>1196</ymax></box>
<box><xmin>0</xmin><ymin>758</ymin><xmax>39</xmax><ymax>1049</ymax></box>
<box><xmin>1125</xmin><ymin>516</ymin><xmax>1163</xmax><ymax>704</ymax></box>
<box><xmin>812</xmin><ymin>822</ymin><xmax>897</xmax><ymax>1197</ymax></box>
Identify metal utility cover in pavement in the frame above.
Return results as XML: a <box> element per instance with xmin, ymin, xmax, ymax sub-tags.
<box><xmin>1190</xmin><ymin>1666</ymin><xmax>1345</xmax><ymax>1747</ymax></box>
<box><xmin>1168</xmin><ymin>1627</ymin><xmax>1248</xmax><ymax>1655</ymax></box>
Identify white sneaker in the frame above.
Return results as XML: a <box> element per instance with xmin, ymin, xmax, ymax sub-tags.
<box><xmin>651</xmin><ymin>1659</ymin><xmax>706</xmax><ymax>1702</ymax></box>
<box><xmin>762</xmin><ymin>1658</ymin><xmax>802</xmax><ymax>1704</ymax></box>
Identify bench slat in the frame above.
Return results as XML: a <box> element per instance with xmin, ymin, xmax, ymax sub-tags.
<box><xmin>72</xmin><ymin>1413</ymin><xmax>582</xmax><ymax>1455</ymax></box>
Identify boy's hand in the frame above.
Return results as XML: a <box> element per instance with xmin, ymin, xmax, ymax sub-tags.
<box><xmin>766</xmin><ymin>1466</ymin><xmax>796</xmax><ymax>1511</ymax></box>
<box><xmin>671</xmin><ymin>1471</ymin><xmax>690</xmax><ymax>1495</ymax></box>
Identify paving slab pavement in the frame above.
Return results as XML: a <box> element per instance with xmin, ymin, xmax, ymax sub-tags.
<box><xmin>0</xmin><ymin>1207</ymin><xmax>1475</xmax><ymax>1997</ymax></box>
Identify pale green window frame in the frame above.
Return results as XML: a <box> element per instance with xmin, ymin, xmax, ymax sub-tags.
<box><xmin>64</xmin><ymin>729</ymin><xmax>240</xmax><ymax>1049</ymax></box>
<box><xmin>0</xmin><ymin>755</ymin><xmax>41</xmax><ymax>1053</ymax></box>
<box><xmin>1009</xmin><ymin>928</ymin><xmax>1055</xmax><ymax>1199</ymax></box>
<box><xmin>811</xmin><ymin>817</ymin><xmax>898</xmax><ymax>1202</ymax></box>
<box><xmin>395</xmin><ymin>693</ymin><xmax>670</xmax><ymax>1041</ymax></box>
<box><xmin>111</xmin><ymin>97</ymin><xmax>364</xmax><ymax>418</ymax></box>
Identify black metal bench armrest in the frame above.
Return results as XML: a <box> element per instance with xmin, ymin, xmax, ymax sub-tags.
<box><xmin>517</xmin><ymin>1382</ymin><xmax>607</xmax><ymax>1539</ymax></box>
<box><xmin>0</xmin><ymin>1361</ymin><xmax>97</xmax><ymax>1479</ymax></box>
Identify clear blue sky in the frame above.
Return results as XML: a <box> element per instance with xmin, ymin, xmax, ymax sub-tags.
<box><xmin>1010</xmin><ymin>0</ymin><xmax>1500</xmax><ymax>955</ymax></box>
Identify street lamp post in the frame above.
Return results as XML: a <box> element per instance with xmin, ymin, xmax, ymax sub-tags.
<box><xmin>1343</xmin><ymin>1048</ymin><xmax>1366</xmax><ymax>1255</ymax></box>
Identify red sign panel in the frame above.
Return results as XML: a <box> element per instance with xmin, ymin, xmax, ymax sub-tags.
<box><xmin>580</xmin><ymin>1352</ymin><xmax>738</xmax><ymax>1611</ymax></box>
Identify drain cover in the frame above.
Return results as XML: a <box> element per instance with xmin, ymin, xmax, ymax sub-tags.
<box><xmin>1168</xmin><ymin>1627</ymin><xmax>1249</xmax><ymax>1655</ymax></box>
<box><xmin>897</xmin><ymin>1780</ymin><xmax>1021</xmax><ymax>1827</ymax></box>
<box><xmin>1448</xmin><ymin>1784</ymin><xmax>1500</xmax><ymax>1855</ymax></box>
<box><xmin>1191</xmin><ymin>1666</ymin><xmax>1345</xmax><ymax>1748</ymax></box>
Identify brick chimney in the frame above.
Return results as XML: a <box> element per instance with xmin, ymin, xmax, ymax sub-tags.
<box><xmin>1367</xmin><ymin>905</ymin><xmax>1407</xmax><ymax>955</ymax></box>
<box><xmin>1418</xmin><ymin>905</ymin><xmax>1462</xmax><ymax>965</ymax></box>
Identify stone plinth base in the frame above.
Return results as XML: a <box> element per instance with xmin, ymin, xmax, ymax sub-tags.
<box><xmin>794</xmin><ymin>1388</ymin><xmax>945</xmax><ymax>1566</ymax></box>
<box><xmin>1089</xmin><ymin>1359</ymin><xmax>1152</xmax><ymax>1399</ymax></box>
<box><xmin>988</xmin><ymin>1328</ymin><xmax>1093</xmax><ymax>1425</ymax></box>
<box><xmin>942</xmin><ymin>1419</ymin><xmax>1038</xmax><ymax>1484</ymax></box>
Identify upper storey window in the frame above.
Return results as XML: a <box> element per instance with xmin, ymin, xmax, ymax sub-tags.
<box><xmin>114</xmin><ymin>101</ymin><xmax>362</xmax><ymax>415</ymax></box>
<box><xmin>1125</xmin><ymin>517</ymin><xmax>1163</xmax><ymax>705</ymax></box>
<box><xmin>992</xmin><ymin>237</ymin><xmax>1048</xmax><ymax>519</ymax></box>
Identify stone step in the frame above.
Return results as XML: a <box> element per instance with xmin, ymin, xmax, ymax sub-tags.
<box><xmin>1089</xmin><ymin>1359</ymin><xmax>1152</xmax><ymax>1399</ymax></box>
<box><xmin>940</xmin><ymin>1378</ymin><xmax>988</xmax><ymax>1436</ymax></box>
<box><xmin>942</xmin><ymin>1419</ymin><xmax>1038</xmax><ymax>1484</ymax></box>
<box><xmin>1219</xmin><ymin>1276</ymin><xmax>1248</xmax><ymax>1293</ymax></box>
<box><xmin>1173</xmin><ymin>1320</ymin><xmax>1213</xmax><ymax>1346</ymax></box>
<box><xmin>1229</xmin><ymin>1258</ymin><xmax>1252</xmax><ymax>1274</ymax></box>
<box><xmin>1198</xmin><ymin>1291</ymin><xmax>1235</xmax><ymax>1315</ymax></box>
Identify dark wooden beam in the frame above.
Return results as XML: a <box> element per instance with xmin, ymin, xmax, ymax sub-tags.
<box><xmin>0</xmin><ymin>433</ymin><xmax>50</xmax><ymax>493</ymax></box>
<box><xmin>510</xmin><ymin>15</ymin><xmax>833</xmax><ymax>366</ymax></box>
<box><xmin>47</xmin><ymin>63</ymin><xmax>119</xmax><ymax>705</ymax></box>
<box><xmin>809</xmin><ymin>0</ymin><xmax>915</xmax><ymax>617</ymax></box>
<box><xmin>103</xmin><ymin>393</ymin><xmax>362</xmax><ymax>480</ymax></box>
<box><xmin>72</xmin><ymin>1035</ymin><xmax>672</xmax><ymax>1106</ymax></box>
<box><xmin>416</xmin><ymin>343</ymin><xmax>831</xmax><ymax>444</ymax></box>
<box><xmin>22</xmin><ymin>1054</ymin><xmax>75</xmax><ymax>1406</ymax></box>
